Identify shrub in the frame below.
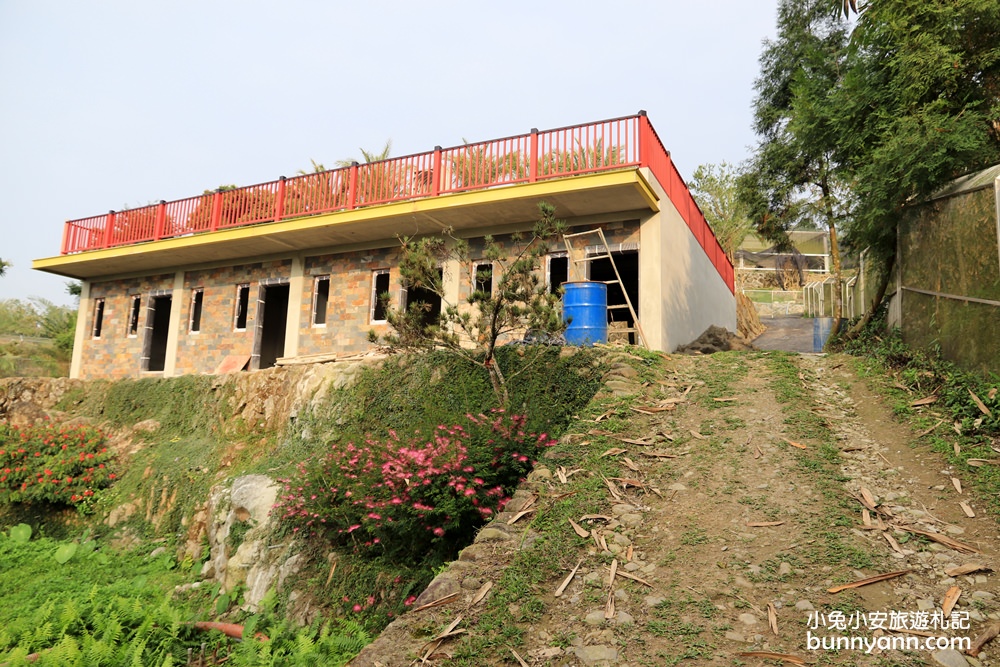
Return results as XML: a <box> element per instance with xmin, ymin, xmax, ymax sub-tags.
<box><xmin>275</xmin><ymin>410</ymin><xmax>553</xmax><ymax>561</ymax></box>
<box><xmin>0</xmin><ymin>421</ymin><xmax>115</xmax><ymax>505</ymax></box>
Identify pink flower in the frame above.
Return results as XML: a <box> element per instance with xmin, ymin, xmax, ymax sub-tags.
<box><xmin>353</xmin><ymin>604</ymin><xmax>363</xmax><ymax>612</ymax></box>
<box><xmin>432</xmin><ymin>527</ymin><xmax>445</xmax><ymax>537</ymax></box>
<box><xmin>404</xmin><ymin>595</ymin><xmax>417</xmax><ymax>606</ymax></box>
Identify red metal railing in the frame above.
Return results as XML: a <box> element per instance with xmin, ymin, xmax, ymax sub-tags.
<box><xmin>60</xmin><ymin>113</ymin><xmax>733</xmax><ymax>292</ymax></box>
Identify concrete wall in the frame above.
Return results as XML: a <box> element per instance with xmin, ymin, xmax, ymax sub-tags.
<box><xmin>899</xmin><ymin>176</ymin><xmax>1000</xmax><ymax>375</ymax></box>
<box><xmin>640</xmin><ymin>168</ymin><xmax>737</xmax><ymax>351</ymax></box>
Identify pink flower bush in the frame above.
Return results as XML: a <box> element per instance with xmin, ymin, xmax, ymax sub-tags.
<box><xmin>273</xmin><ymin>410</ymin><xmax>554</xmax><ymax>560</ymax></box>
<box><xmin>0</xmin><ymin>422</ymin><xmax>115</xmax><ymax>506</ymax></box>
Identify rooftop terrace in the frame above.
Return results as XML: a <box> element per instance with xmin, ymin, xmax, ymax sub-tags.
<box><xmin>37</xmin><ymin>113</ymin><xmax>733</xmax><ymax>291</ymax></box>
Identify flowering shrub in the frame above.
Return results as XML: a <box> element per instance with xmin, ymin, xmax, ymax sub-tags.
<box><xmin>0</xmin><ymin>421</ymin><xmax>115</xmax><ymax>505</ymax></box>
<box><xmin>275</xmin><ymin>410</ymin><xmax>554</xmax><ymax>560</ymax></box>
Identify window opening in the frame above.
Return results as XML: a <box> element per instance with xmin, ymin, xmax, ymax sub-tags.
<box><xmin>126</xmin><ymin>295</ymin><xmax>141</xmax><ymax>337</ymax></box>
<box><xmin>312</xmin><ymin>276</ymin><xmax>330</xmax><ymax>326</ymax></box>
<box><xmin>92</xmin><ymin>299</ymin><xmax>105</xmax><ymax>338</ymax></box>
<box><xmin>189</xmin><ymin>289</ymin><xmax>204</xmax><ymax>333</ymax></box>
<box><xmin>370</xmin><ymin>270</ymin><xmax>390</xmax><ymax>323</ymax></box>
<box><xmin>474</xmin><ymin>262</ymin><xmax>493</xmax><ymax>296</ymax></box>
<box><xmin>402</xmin><ymin>267</ymin><xmax>443</xmax><ymax>327</ymax></box>
<box><xmin>548</xmin><ymin>253</ymin><xmax>568</xmax><ymax>294</ymax></box>
<box><xmin>234</xmin><ymin>284</ymin><xmax>250</xmax><ymax>330</ymax></box>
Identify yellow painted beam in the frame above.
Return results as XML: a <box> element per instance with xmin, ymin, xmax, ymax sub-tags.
<box><xmin>34</xmin><ymin>170</ymin><xmax>657</xmax><ymax>277</ymax></box>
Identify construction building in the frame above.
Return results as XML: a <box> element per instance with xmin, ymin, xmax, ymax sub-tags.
<box><xmin>33</xmin><ymin>112</ymin><xmax>736</xmax><ymax>379</ymax></box>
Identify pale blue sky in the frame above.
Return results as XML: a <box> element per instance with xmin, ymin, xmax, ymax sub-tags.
<box><xmin>0</xmin><ymin>1</ymin><xmax>776</xmax><ymax>305</ymax></box>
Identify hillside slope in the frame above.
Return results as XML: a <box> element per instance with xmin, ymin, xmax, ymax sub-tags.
<box><xmin>355</xmin><ymin>351</ymin><xmax>1000</xmax><ymax>667</ymax></box>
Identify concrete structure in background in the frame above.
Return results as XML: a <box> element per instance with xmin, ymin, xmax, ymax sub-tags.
<box><xmin>891</xmin><ymin>163</ymin><xmax>1000</xmax><ymax>376</ymax></box>
<box><xmin>33</xmin><ymin>113</ymin><xmax>736</xmax><ymax>380</ymax></box>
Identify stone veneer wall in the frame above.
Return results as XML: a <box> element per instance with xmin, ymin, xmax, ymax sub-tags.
<box><xmin>81</xmin><ymin>274</ymin><xmax>175</xmax><ymax>380</ymax></box>
<box><xmin>173</xmin><ymin>259</ymin><xmax>293</xmax><ymax>375</ymax></box>
<box><xmin>76</xmin><ymin>219</ymin><xmax>644</xmax><ymax>379</ymax></box>
<box><xmin>297</xmin><ymin>246</ymin><xmax>402</xmax><ymax>357</ymax></box>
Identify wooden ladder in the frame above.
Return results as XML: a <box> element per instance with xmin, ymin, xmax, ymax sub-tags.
<box><xmin>562</xmin><ymin>228</ymin><xmax>647</xmax><ymax>348</ymax></box>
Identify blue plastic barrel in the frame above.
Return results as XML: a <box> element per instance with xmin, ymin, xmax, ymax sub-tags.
<box><xmin>562</xmin><ymin>281</ymin><xmax>608</xmax><ymax>346</ymax></box>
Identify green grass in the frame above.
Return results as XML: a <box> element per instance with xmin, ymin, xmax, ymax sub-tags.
<box><xmin>763</xmin><ymin>352</ymin><xmax>881</xmax><ymax>572</ymax></box>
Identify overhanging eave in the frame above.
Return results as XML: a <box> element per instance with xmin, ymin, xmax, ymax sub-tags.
<box><xmin>34</xmin><ymin>170</ymin><xmax>659</xmax><ymax>280</ymax></box>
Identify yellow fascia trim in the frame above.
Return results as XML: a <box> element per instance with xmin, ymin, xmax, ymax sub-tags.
<box><xmin>33</xmin><ymin>170</ymin><xmax>657</xmax><ymax>271</ymax></box>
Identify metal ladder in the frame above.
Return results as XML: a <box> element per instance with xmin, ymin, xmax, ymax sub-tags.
<box><xmin>562</xmin><ymin>228</ymin><xmax>647</xmax><ymax>348</ymax></box>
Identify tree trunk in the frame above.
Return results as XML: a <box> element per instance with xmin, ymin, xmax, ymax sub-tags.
<box><xmin>485</xmin><ymin>354</ymin><xmax>510</xmax><ymax>408</ymax></box>
<box><xmin>844</xmin><ymin>252</ymin><xmax>895</xmax><ymax>339</ymax></box>
<box><xmin>821</xmin><ymin>175</ymin><xmax>843</xmax><ymax>338</ymax></box>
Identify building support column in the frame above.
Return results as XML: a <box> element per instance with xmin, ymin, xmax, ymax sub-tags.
<box><xmin>639</xmin><ymin>211</ymin><xmax>663</xmax><ymax>351</ymax></box>
<box><xmin>284</xmin><ymin>254</ymin><xmax>304</xmax><ymax>359</ymax></box>
<box><xmin>163</xmin><ymin>271</ymin><xmax>184</xmax><ymax>377</ymax></box>
<box><xmin>69</xmin><ymin>281</ymin><xmax>91</xmax><ymax>379</ymax></box>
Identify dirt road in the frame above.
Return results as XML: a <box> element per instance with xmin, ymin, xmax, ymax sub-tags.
<box><xmin>354</xmin><ymin>350</ymin><xmax>999</xmax><ymax>667</ymax></box>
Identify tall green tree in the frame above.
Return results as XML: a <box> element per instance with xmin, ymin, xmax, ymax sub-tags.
<box><xmin>740</xmin><ymin>0</ymin><xmax>851</xmax><ymax>332</ymax></box>
<box><xmin>832</xmin><ymin>0</ymin><xmax>1000</xmax><ymax>331</ymax></box>
<box><xmin>689</xmin><ymin>162</ymin><xmax>754</xmax><ymax>263</ymax></box>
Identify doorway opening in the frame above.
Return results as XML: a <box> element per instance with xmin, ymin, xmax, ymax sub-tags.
<box><xmin>588</xmin><ymin>250</ymin><xmax>639</xmax><ymax>344</ymax></box>
<box><xmin>142</xmin><ymin>294</ymin><xmax>172</xmax><ymax>372</ymax></box>
<box><xmin>254</xmin><ymin>283</ymin><xmax>290</xmax><ymax>369</ymax></box>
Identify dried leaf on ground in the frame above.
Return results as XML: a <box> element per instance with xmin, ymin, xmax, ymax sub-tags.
<box><xmin>640</xmin><ymin>450</ymin><xmax>687</xmax><ymax>459</ymax></box>
<box><xmin>689</xmin><ymin>430</ymin><xmax>708</xmax><ymax>440</ymax></box>
<box><xmin>967</xmin><ymin>458</ymin><xmax>1000</xmax><ymax>467</ymax></box>
<box><xmin>782</xmin><ymin>437</ymin><xmax>807</xmax><ymax>450</ymax></box>
<box><xmin>859</xmin><ymin>487</ymin><xmax>878</xmax><ymax>509</ymax></box>
<box><xmin>621</xmin><ymin>456</ymin><xmax>641</xmax><ymax>472</ymax></box>
<box><xmin>609</xmin><ymin>477</ymin><xmax>646</xmax><ymax>490</ymax></box>
<box><xmin>554</xmin><ymin>560</ymin><xmax>583</xmax><ymax>598</ymax></box>
<box><xmin>862</xmin><ymin>509</ymin><xmax>872</xmax><ymax>526</ymax></box>
<box><xmin>507</xmin><ymin>508</ymin><xmax>535</xmax><ymax>525</ymax></box>
<box><xmin>911</xmin><ymin>395</ymin><xmax>939</xmax><ymax>407</ymax></box>
<box><xmin>895</xmin><ymin>526</ymin><xmax>982</xmax><ymax>553</ymax></box>
<box><xmin>945</xmin><ymin>563</ymin><xmax>991</xmax><ymax>577</ymax></box>
<box><xmin>768</xmin><ymin>603</ymin><xmax>778</xmax><ymax>635</ymax></box>
<box><xmin>600</xmin><ymin>447</ymin><xmax>627</xmax><ymax>457</ymax></box>
<box><xmin>412</xmin><ymin>592</ymin><xmax>460</xmax><ymax>612</ymax></box>
<box><xmin>827</xmin><ymin>569</ymin><xmax>911</xmax><ymax>593</ymax></box>
<box><xmin>602</xmin><ymin>476</ymin><xmax>623</xmax><ymax>500</ymax></box>
<box><xmin>968</xmin><ymin>621</ymin><xmax>1000</xmax><ymax>657</ymax></box>
<box><xmin>952</xmin><ymin>477</ymin><xmax>963</xmax><ymax>494</ymax></box>
<box><xmin>737</xmin><ymin>652</ymin><xmax>805</xmax><ymax>665</ymax></box>
<box><xmin>556</xmin><ymin>467</ymin><xmax>568</xmax><ymax>484</ymax></box>
<box><xmin>713</xmin><ymin>397</ymin><xmax>737</xmax><ymax>402</ymax></box>
<box><xmin>615</xmin><ymin>437</ymin><xmax>656</xmax><ymax>446</ymax></box>
<box><xmin>470</xmin><ymin>582</ymin><xmax>493</xmax><ymax>607</ymax></box>
<box><xmin>990</xmin><ymin>388</ymin><xmax>998</xmax><ymax>400</ymax></box>
<box><xmin>883</xmin><ymin>532</ymin><xmax>904</xmax><ymax>556</ymax></box>
<box><xmin>917</xmin><ymin>418</ymin><xmax>945</xmax><ymax>437</ymax></box>
<box><xmin>969</xmin><ymin>389</ymin><xmax>993</xmax><ymax>417</ymax></box>
<box><xmin>942</xmin><ymin>586</ymin><xmax>961</xmax><ymax>616</ymax></box>
<box><xmin>609</xmin><ymin>568</ymin><xmax>652</xmax><ymax>587</ymax></box>
<box><xmin>747</xmin><ymin>521</ymin><xmax>785</xmax><ymax>528</ymax></box>
<box><xmin>568</xmin><ymin>519</ymin><xmax>590</xmax><ymax>538</ymax></box>
<box><xmin>509</xmin><ymin>649</ymin><xmax>529</xmax><ymax>667</ymax></box>
<box><xmin>961</xmin><ymin>502</ymin><xmax>976</xmax><ymax>518</ymax></box>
